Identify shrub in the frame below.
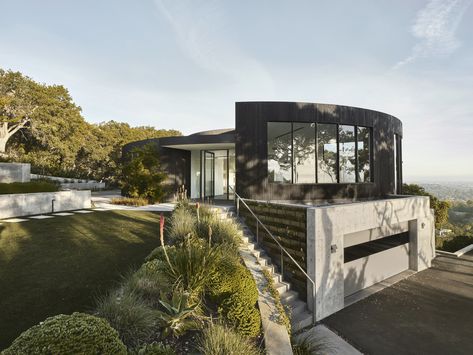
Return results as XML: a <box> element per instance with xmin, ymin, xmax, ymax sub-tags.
<box><xmin>437</xmin><ymin>234</ymin><xmax>473</xmax><ymax>252</ymax></box>
<box><xmin>129</xmin><ymin>342</ymin><xmax>176</xmax><ymax>355</ymax></box>
<box><xmin>292</xmin><ymin>332</ymin><xmax>329</xmax><ymax>355</ymax></box>
<box><xmin>123</xmin><ymin>265</ymin><xmax>171</xmax><ymax>308</ymax></box>
<box><xmin>3</xmin><ymin>312</ymin><xmax>126</xmax><ymax>355</ymax></box>
<box><xmin>167</xmin><ymin>206</ymin><xmax>197</xmax><ymax>243</ymax></box>
<box><xmin>209</xmin><ymin>260</ymin><xmax>258</xmax><ymax>305</ymax></box>
<box><xmin>111</xmin><ymin>197</ymin><xmax>149</xmax><ymax>206</ymax></box>
<box><xmin>0</xmin><ymin>180</ymin><xmax>59</xmax><ymax>195</ymax></box>
<box><xmin>95</xmin><ymin>291</ymin><xmax>158</xmax><ymax>347</ymax></box>
<box><xmin>145</xmin><ymin>246</ymin><xmax>176</xmax><ymax>263</ymax></box>
<box><xmin>162</xmin><ymin>238</ymin><xmax>222</xmax><ymax>304</ymax></box>
<box><xmin>218</xmin><ymin>294</ymin><xmax>261</xmax><ymax>337</ymax></box>
<box><xmin>156</xmin><ymin>289</ymin><xmax>200</xmax><ymax>338</ymax></box>
<box><xmin>197</xmin><ymin>322</ymin><xmax>261</xmax><ymax>355</ymax></box>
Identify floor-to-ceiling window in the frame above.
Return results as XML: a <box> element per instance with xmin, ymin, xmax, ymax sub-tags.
<box><xmin>267</xmin><ymin>122</ymin><xmax>372</xmax><ymax>184</ymax></box>
<box><xmin>199</xmin><ymin>149</ymin><xmax>235</xmax><ymax>200</ymax></box>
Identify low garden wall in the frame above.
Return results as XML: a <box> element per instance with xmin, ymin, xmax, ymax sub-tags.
<box><xmin>239</xmin><ymin>199</ymin><xmax>309</xmax><ymax>301</ymax></box>
<box><xmin>0</xmin><ymin>163</ymin><xmax>30</xmax><ymax>183</ymax></box>
<box><xmin>0</xmin><ymin>190</ymin><xmax>91</xmax><ymax>219</ymax></box>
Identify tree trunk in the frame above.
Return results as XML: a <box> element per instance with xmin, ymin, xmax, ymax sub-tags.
<box><xmin>0</xmin><ymin>122</ymin><xmax>9</xmax><ymax>153</ymax></box>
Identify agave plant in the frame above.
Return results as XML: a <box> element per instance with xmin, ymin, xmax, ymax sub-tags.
<box><xmin>157</xmin><ymin>290</ymin><xmax>200</xmax><ymax>338</ymax></box>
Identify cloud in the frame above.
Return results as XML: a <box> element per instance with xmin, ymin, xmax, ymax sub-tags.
<box><xmin>393</xmin><ymin>0</ymin><xmax>472</xmax><ymax>69</ymax></box>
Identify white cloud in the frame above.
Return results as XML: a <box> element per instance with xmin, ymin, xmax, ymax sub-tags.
<box><xmin>393</xmin><ymin>0</ymin><xmax>472</xmax><ymax>69</ymax></box>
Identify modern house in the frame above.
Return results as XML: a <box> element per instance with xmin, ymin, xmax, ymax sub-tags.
<box><xmin>124</xmin><ymin>101</ymin><xmax>435</xmax><ymax>321</ymax></box>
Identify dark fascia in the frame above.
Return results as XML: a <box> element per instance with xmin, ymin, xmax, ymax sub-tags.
<box><xmin>158</xmin><ymin>129</ymin><xmax>235</xmax><ymax>146</ymax></box>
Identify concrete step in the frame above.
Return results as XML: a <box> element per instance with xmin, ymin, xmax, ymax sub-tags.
<box><xmin>258</xmin><ymin>255</ymin><xmax>272</xmax><ymax>266</ymax></box>
<box><xmin>274</xmin><ymin>281</ymin><xmax>291</xmax><ymax>294</ymax></box>
<box><xmin>285</xmin><ymin>298</ymin><xmax>307</xmax><ymax>317</ymax></box>
<box><xmin>280</xmin><ymin>290</ymin><xmax>300</xmax><ymax>303</ymax></box>
<box><xmin>262</xmin><ymin>264</ymin><xmax>276</xmax><ymax>274</ymax></box>
<box><xmin>271</xmin><ymin>273</ymin><xmax>282</xmax><ymax>284</ymax></box>
<box><xmin>291</xmin><ymin>311</ymin><xmax>313</xmax><ymax>333</ymax></box>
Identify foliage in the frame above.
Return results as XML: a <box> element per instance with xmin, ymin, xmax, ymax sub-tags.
<box><xmin>1</xmin><ymin>68</ymin><xmax>180</xmax><ymax>182</ymax></box>
<box><xmin>437</xmin><ymin>234</ymin><xmax>473</xmax><ymax>253</ymax></box>
<box><xmin>2</xmin><ymin>312</ymin><xmax>126</xmax><ymax>355</ymax></box>
<box><xmin>162</xmin><ymin>238</ymin><xmax>222</xmax><ymax>304</ymax></box>
<box><xmin>218</xmin><ymin>293</ymin><xmax>261</xmax><ymax>337</ymax></box>
<box><xmin>95</xmin><ymin>291</ymin><xmax>158</xmax><ymax>348</ymax></box>
<box><xmin>403</xmin><ymin>183</ymin><xmax>451</xmax><ymax>228</ymax></box>
<box><xmin>129</xmin><ymin>342</ymin><xmax>176</xmax><ymax>355</ymax></box>
<box><xmin>0</xmin><ymin>179</ymin><xmax>59</xmax><ymax>194</ymax></box>
<box><xmin>111</xmin><ymin>196</ymin><xmax>149</xmax><ymax>206</ymax></box>
<box><xmin>156</xmin><ymin>289</ymin><xmax>200</xmax><ymax>338</ymax></box>
<box><xmin>121</xmin><ymin>143</ymin><xmax>167</xmax><ymax>203</ymax></box>
<box><xmin>261</xmin><ymin>268</ymin><xmax>291</xmax><ymax>332</ymax></box>
<box><xmin>292</xmin><ymin>331</ymin><xmax>328</xmax><ymax>355</ymax></box>
<box><xmin>123</xmin><ymin>265</ymin><xmax>171</xmax><ymax>308</ymax></box>
<box><xmin>167</xmin><ymin>206</ymin><xmax>197</xmax><ymax>243</ymax></box>
<box><xmin>197</xmin><ymin>322</ymin><xmax>261</xmax><ymax>355</ymax></box>
<box><xmin>209</xmin><ymin>259</ymin><xmax>258</xmax><ymax>305</ymax></box>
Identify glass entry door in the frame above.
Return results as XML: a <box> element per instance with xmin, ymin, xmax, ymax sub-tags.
<box><xmin>203</xmin><ymin>151</ymin><xmax>215</xmax><ymax>199</ymax></box>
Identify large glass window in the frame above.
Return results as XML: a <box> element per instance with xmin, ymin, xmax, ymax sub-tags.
<box><xmin>357</xmin><ymin>127</ymin><xmax>371</xmax><ymax>182</ymax></box>
<box><xmin>267</xmin><ymin>122</ymin><xmax>372</xmax><ymax>184</ymax></box>
<box><xmin>268</xmin><ymin>122</ymin><xmax>292</xmax><ymax>183</ymax></box>
<box><xmin>293</xmin><ymin>123</ymin><xmax>316</xmax><ymax>183</ymax></box>
<box><xmin>339</xmin><ymin>125</ymin><xmax>356</xmax><ymax>183</ymax></box>
<box><xmin>317</xmin><ymin>124</ymin><xmax>338</xmax><ymax>183</ymax></box>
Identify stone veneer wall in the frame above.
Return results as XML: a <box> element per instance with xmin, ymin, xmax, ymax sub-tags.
<box><xmin>239</xmin><ymin>199</ymin><xmax>308</xmax><ymax>301</ymax></box>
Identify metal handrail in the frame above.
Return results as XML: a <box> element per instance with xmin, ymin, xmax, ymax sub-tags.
<box><xmin>230</xmin><ymin>186</ymin><xmax>316</xmax><ymax>323</ymax></box>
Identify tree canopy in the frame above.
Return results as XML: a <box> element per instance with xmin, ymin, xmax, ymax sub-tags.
<box><xmin>0</xmin><ymin>68</ymin><xmax>180</xmax><ymax>184</ymax></box>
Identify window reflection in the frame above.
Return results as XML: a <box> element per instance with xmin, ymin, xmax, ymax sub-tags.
<box><xmin>339</xmin><ymin>125</ymin><xmax>356</xmax><ymax>183</ymax></box>
<box><xmin>293</xmin><ymin>123</ymin><xmax>316</xmax><ymax>183</ymax></box>
<box><xmin>268</xmin><ymin>122</ymin><xmax>292</xmax><ymax>183</ymax></box>
<box><xmin>357</xmin><ymin>127</ymin><xmax>371</xmax><ymax>182</ymax></box>
<box><xmin>317</xmin><ymin>124</ymin><xmax>338</xmax><ymax>183</ymax></box>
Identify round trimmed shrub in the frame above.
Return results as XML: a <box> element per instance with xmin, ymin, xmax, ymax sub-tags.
<box><xmin>3</xmin><ymin>312</ymin><xmax>126</xmax><ymax>355</ymax></box>
<box><xmin>209</xmin><ymin>260</ymin><xmax>258</xmax><ymax>305</ymax></box>
<box><xmin>218</xmin><ymin>294</ymin><xmax>261</xmax><ymax>337</ymax></box>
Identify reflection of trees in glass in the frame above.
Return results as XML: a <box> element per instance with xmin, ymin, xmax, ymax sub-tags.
<box><xmin>357</xmin><ymin>127</ymin><xmax>370</xmax><ymax>182</ymax></box>
<box><xmin>339</xmin><ymin>125</ymin><xmax>356</xmax><ymax>182</ymax></box>
<box><xmin>317</xmin><ymin>124</ymin><xmax>337</xmax><ymax>183</ymax></box>
<box><xmin>268</xmin><ymin>123</ymin><xmax>292</xmax><ymax>182</ymax></box>
<box><xmin>293</xmin><ymin>123</ymin><xmax>316</xmax><ymax>183</ymax></box>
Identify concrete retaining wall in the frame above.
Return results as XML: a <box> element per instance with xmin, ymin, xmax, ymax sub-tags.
<box><xmin>0</xmin><ymin>190</ymin><xmax>91</xmax><ymax>219</ymax></box>
<box><xmin>30</xmin><ymin>174</ymin><xmax>106</xmax><ymax>190</ymax></box>
<box><xmin>0</xmin><ymin>163</ymin><xmax>30</xmax><ymax>183</ymax></box>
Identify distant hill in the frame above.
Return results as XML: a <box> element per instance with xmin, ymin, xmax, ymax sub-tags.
<box><xmin>410</xmin><ymin>182</ymin><xmax>473</xmax><ymax>201</ymax></box>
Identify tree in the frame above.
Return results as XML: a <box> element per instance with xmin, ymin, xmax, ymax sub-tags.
<box><xmin>120</xmin><ymin>144</ymin><xmax>167</xmax><ymax>203</ymax></box>
<box><xmin>403</xmin><ymin>183</ymin><xmax>451</xmax><ymax>229</ymax></box>
<box><xmin>0</xmin><ymin>70</ymin><xmax>38</xmax><ymax>154</ymax></box>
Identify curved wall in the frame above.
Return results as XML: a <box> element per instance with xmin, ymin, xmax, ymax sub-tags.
<box><xmin>235</xmin><ymin>101</ymin><xmax>403</xmax><ymax>202</ymax></box>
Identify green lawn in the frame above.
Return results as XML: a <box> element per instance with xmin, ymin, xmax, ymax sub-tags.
<box><xmin>0</xmin><ymin>210</ymin><xmax>162</xmax><ymax>350</ymax></box>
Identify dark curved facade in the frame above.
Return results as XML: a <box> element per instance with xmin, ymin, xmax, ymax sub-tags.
<box><xmin>235</xmin><ymin>101</ymin><xmax>403</xmax><ymax>202</ymax></box>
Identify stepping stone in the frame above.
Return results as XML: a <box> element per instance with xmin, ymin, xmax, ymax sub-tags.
<box><xmin>29</xmin><ymin>215</ymin><xmax>54</xmax><ymax>219</ymax></box>
<box><xmin>74</xmin><ymin>210</ymin><xmax>94</xmax><ymax>214</ymax></box>
<box><xmin>52</xmin><ymin>212</ymin><xmax>75</xmax><ymax>216</ymax></box>
<box><xmin>92</xmin><ymin>208</ymin><xmax>108</xmax><ymax>211</ymax></box>
<box><xmin>2</xmin><ymin>218</ymin><xmax>29</xmax><ymax>223</ymax></box>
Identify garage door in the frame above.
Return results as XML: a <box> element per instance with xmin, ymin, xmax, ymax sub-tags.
<box><xmin>344</xmin><ymin>232</ymin><xmax>410</xmax><ymax>297</ymax></box>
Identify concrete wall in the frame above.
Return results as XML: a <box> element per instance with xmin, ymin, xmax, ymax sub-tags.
<box><xmin>0</xmin><ymin>163</ymin><xmax>30</xmax><ymax>183</ymax></box>
<box><xmin>30</xmin><ymin>174</ymin><xmax>106</xmax><ymax>190</ymax></box>
<box><xmin>0</xmin><ymin>190</ymin><xmax>91</xmax><ymax>219</ymax></box>
<box><xmin>306</xmin><ymin>196</ymin><xmax>434</xmax><ymax>321</ymax></box>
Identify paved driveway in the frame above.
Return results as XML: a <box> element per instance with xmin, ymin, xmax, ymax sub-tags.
<box><xmin>323</xmin><ymin>252</ymin><xmax>473</xmax><ymax>355</ymax></box>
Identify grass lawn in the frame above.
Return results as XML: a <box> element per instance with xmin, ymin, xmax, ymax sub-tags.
<box><xmin>0</xmin><ymin>210</ymin><xmax>163</xmax><ymax>350</ymax></box>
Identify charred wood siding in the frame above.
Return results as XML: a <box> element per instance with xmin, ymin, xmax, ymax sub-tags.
<box><xmin>240</xmin><ymin>200</ymin><xmax>308</xmax><ymax>301</ymax></box>
<box><xmin>235</xmin><ymin>102</ymin><xmax>403</xmax><ymax>201</ymax></box>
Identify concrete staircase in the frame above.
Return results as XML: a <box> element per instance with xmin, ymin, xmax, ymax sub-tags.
<box><xmin>210</xmin><ymin>205</ymin><xmax>314</xmax><ymax>333</ymax></box>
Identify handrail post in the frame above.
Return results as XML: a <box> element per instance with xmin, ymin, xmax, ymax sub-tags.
<box><xmin>236</xmin><ymin>196</ymin><xmax>240</xmax><ymax>217</ymax></box>
<box><xmin>280</xmin><ymin>246</ymin><xmax>284</xmax><ymax>278</ymax></box>
<box><xmin>256</xmin><ymin>220</ymin><xmax>259</xmax><ymax>244</ymax></box>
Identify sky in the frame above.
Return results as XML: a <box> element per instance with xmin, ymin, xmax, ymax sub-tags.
<box><xmin>1</xmin><ymin>0</ymin><xmax>472</xmax><ymax>181</ymax></box>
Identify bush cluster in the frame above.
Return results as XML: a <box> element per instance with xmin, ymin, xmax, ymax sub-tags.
<box><xmin>0</xmin><ymin>180</ymin><xmax>59</xmax><ymax>195</ymax></box>
<box><xmin>3</xmin><ymin>312</ymin><xmax>126</xmax><ymax>354</ymax></box>
<box><xmin>111</xmin><ymin>197</ymin><xmax>149</xmax><ymax>206</ymax></box>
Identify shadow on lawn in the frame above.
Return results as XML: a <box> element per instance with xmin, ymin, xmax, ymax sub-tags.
<box><xmin>0</xmin><ymin>210</ymin><xmax>166</xmax><ymax>350</ymax></box>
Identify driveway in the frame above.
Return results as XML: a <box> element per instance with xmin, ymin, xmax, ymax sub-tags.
<box><xmin>323</xmin><ymin>252</ymin><xmax>473</xmax><ymax>355</ymax></box>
